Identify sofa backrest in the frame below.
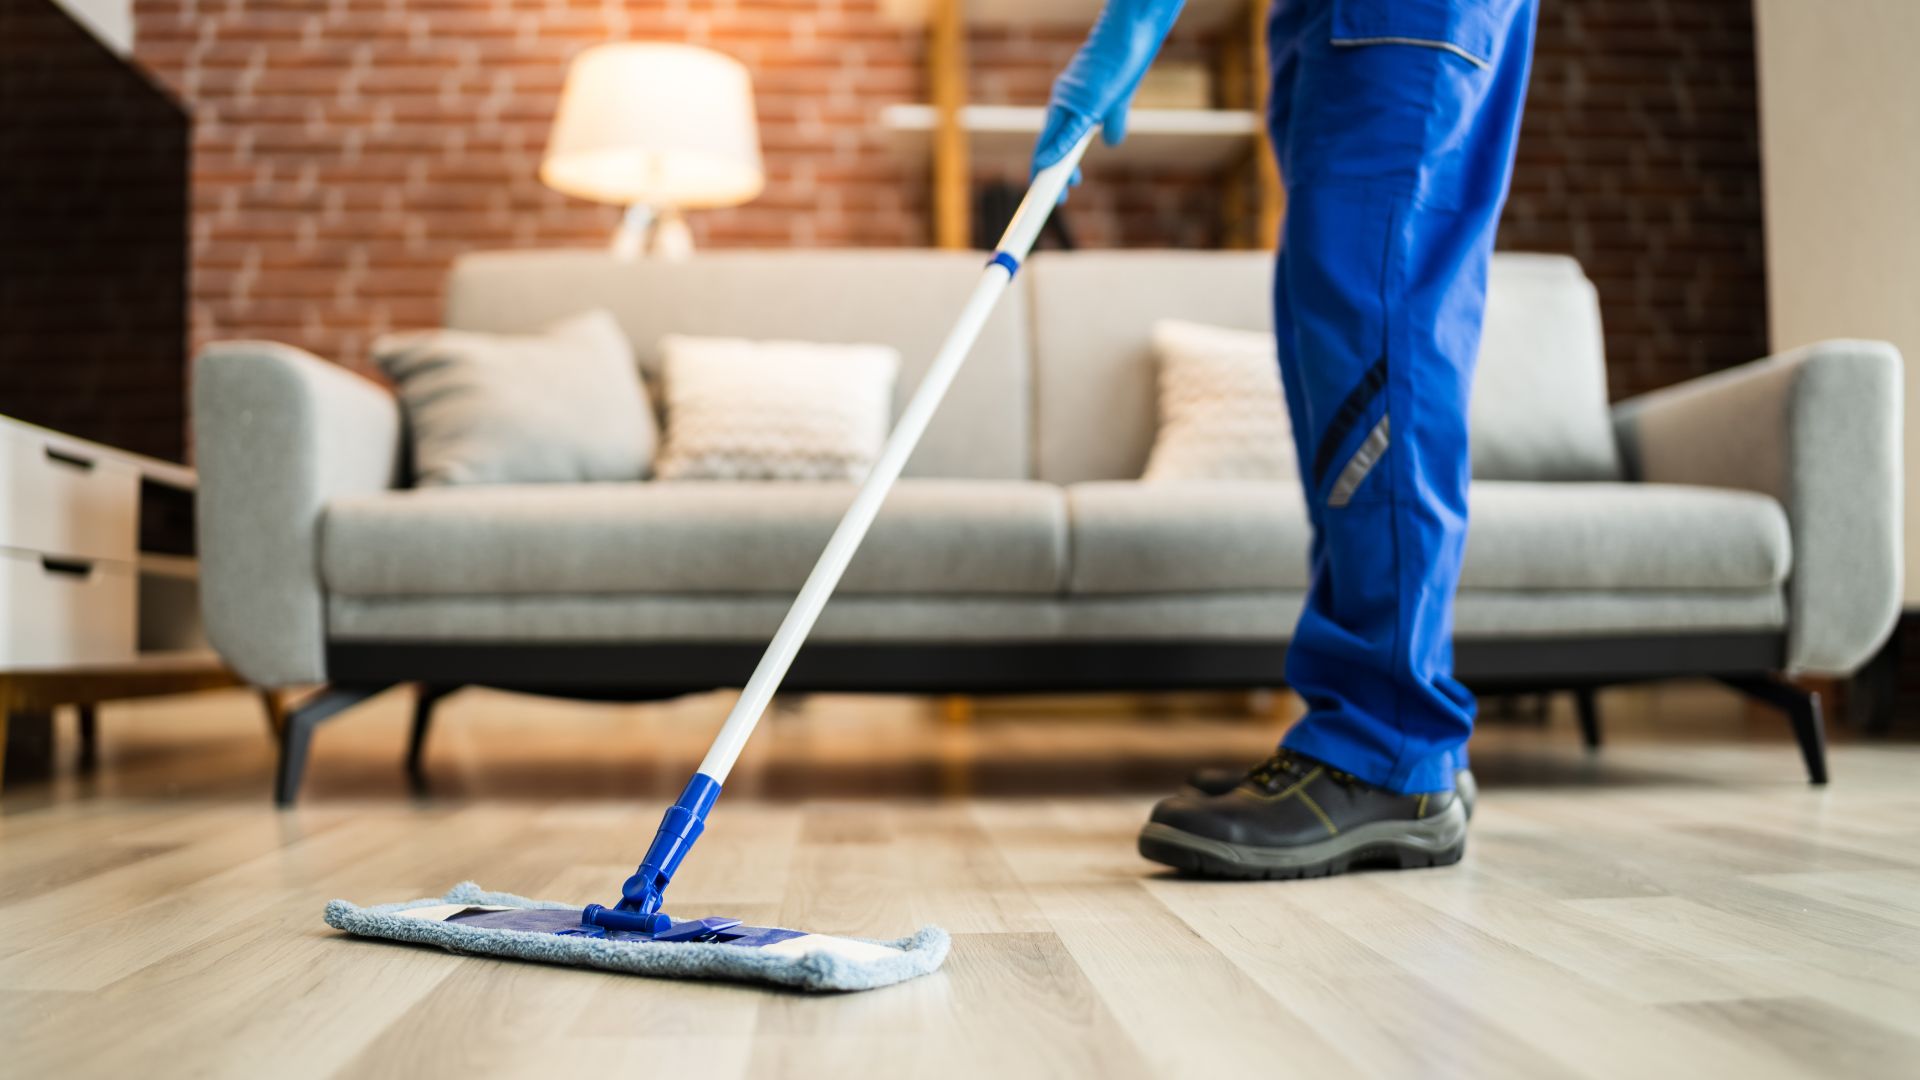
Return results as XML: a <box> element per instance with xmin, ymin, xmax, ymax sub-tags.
<box><xmin>1471</xmin><ymin>254</ymin><xmax>1622</xmax><ymax>481</ymax></box>
<box><xmin>444</xmin><ymin>247</ymin><xmax>1622</xmax><ymax>485</ymax></box>
<box><xmin>1024</xmin><ymin>250</ymin><xmax>1623</xmax><ymax>483</ymax></box>
<box><xmin>444</xmin><ymin>249</ymin><xmax>1033</xmax><ymax>480</ymax></box>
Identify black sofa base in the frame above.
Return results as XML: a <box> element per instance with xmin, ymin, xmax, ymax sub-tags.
<box><xmin>327</xmin><ymin>633</ymin><xmax>1787</xmax><ymax>694</ymax></box>
<box><xmin>269</xmin><ymin>632</ymin><xmax>1819</xmax><ymax>804</ymax></box>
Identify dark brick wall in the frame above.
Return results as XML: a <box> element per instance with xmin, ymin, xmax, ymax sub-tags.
<box><xmin>1502</xmin><ymin>0</ymin><xmax>1767</xmax><ymax>400</ymax></box>
<box><xmin>132</xmin><ymin>0</ymin><xmax>1767</xmax><ymax>400</ymax></box>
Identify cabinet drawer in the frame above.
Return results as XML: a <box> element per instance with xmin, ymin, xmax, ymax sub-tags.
<box><xmin>0</xmin><ymin>426</ymin><xmax>140</xmax><ymax>562</ymax></box>
<box><xmin>0</xmin><ymin>548</ymin><xmax>136</xmax><ymax>667</ymax></box>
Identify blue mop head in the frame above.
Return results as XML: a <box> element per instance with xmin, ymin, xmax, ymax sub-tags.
<box><xmin>324</xmin><ymin>882</ymin><xmax>950</xmax><ymax>993</ymax></box>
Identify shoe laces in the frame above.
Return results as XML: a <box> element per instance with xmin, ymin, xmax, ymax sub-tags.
<box><xmin>1244</xmin><ymin>749</ymin><xmax>1368</xmax><ymax>793</ymax></box>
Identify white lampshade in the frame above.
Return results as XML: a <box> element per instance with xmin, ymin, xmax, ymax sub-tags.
<box><xmin>541</xmin><ymin>43</ymin><xmax>764</xmax><ymax>211</ymax></box>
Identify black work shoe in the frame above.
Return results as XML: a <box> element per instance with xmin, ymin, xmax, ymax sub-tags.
<box><xmin>1187</xmin><ymin>762</ymin><xmax>1477</xmax><ymax>820</ymax></box>
<box><xmin>1142</xmin><ymin>750</ymin><xmax>1467</xmax><ymax>879</ymax></box>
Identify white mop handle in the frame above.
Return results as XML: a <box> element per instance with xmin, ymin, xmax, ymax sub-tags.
<box><xmin>696</xmin><ymin>134</ymin><xmax>1095</xmax><ymax>782</ymax></box>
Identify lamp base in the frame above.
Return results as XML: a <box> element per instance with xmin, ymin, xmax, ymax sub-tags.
<box><xmin>651</xmin><ymin>209</ymin><xmax>694</xmax><ymax>260</ymax></box>
<box><xmin>611</xmin><ymin>204</ymin><xmax>694</xmax><ymax>261</ymax></box>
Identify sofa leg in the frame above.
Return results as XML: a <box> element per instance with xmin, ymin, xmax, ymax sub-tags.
<box><xmin>406</xmin><ymin>684</ymin><xmax>460</xmax><ymax>787</ymax></box>
<box><xmin>275</xmin><ymin>684</ymin><xmax>392</xmax><ymax>806</ymax></box>
<box><xmin>1719</xmin><ymin>676</ymin><xmax>1828</xmax><ymax>785</ymax></box>
<box><xmin>76</xmin><ymin>705</ymin><xmax>99</xmax><ymax>771</ymax></box>
<box><xmin>1573</xmin><ymin>688</ymin><xmax>1602</xmax><ymax>751</ymax></box>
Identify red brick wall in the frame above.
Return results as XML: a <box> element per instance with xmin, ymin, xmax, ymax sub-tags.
<box><xmin>134</xmin><ymin>0</ymin><xmax>1764</xmax><ymax>398</ymax></box>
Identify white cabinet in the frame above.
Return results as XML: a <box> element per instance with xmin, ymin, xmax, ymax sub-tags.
<box><xmin>0</xmin><ymin>415</ymin><xmax>203</xmax><ymax>670</ymax></box>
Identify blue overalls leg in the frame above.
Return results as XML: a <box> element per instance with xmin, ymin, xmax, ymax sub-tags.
<box><xmin>1266</xmin><ymin>0</ymin><xmax>1538</xmax><ymax>793</ymax></box>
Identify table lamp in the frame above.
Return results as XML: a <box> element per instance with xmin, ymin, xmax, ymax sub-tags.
<box><xmin>541</xmin><ymin>43</ymin><xmax>765</xmax><ymax>260</ymax></box>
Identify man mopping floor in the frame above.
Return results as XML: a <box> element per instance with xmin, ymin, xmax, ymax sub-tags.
<box><xmin>1031</xmin><ymin>0</ymin><xmax>1536</xmax><ymax>878</ymax></box>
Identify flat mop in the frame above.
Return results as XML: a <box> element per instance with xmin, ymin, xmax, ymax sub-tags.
<box><xmin>325</xmin><ymin>133</ymin><xmax>1095</xmax><ymax>993</ymax></box>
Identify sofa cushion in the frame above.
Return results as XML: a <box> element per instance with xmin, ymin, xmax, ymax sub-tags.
<box><xmin>1142</xmin><ymin>319</ymin><xmax>1298</xmax><ymax>482</ymax></box>
<box><xmin>1463</xmin><ymin>483</ymin><xmax>1790</xmax><ymax>591</ymax></box>
<box><xmin>654</xmin><ymin>335</ymin><xmax>898</xmax><ymax>481</ymax></box>
<box><xmin>1066</xmin><ymin>481</ymin><xmax>1790</xmax><ymax>594</ymax></box>
<box><xmin>1068</xmin><ymin>482</ymin><xmax>1313</xmax><ymax>594</ymax></box>
<box><xmin>322</xmin><ymin>479</ymin><xmax>1067</xmax><ymax>597</ymax></box>
<box><xmin>373</xmin><ymin>309</ymin><xmax>655</xmax><ymax>486</ymax></box>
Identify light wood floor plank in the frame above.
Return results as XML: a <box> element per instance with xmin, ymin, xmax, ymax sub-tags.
<box><xmin>1145</xmin><ymin>874</ymin><xmax>1582</xmax><ymax>1079</ymax></box>
<box><xmin>1377</xmin><ymin>865</ymin><xmax>1760</xmax><ymax>1005</ymax></box>
<box><xmin>1665</xmin><ymin>997</ymin><xmax>1920</xmax><ymax>1080</ymax></box>
<box><xmin>977</xmin><ymin>801</ymin><xmax>1361</xmax><ymax>1076</ymax></box>
<box><xmin>750</xmin><ymin>932</ymin><xmax>1154</xmax><ymax>1080</ymax></box>
<box><xmin>1743</xmin><ymin>868</ymin><xmax>1920</xmax><ymax>931</ymax></box>
<box><xmin>1308</xmin><ymin>877</ymin><xmax>1814</xmax><ymax>1078</ymax></box>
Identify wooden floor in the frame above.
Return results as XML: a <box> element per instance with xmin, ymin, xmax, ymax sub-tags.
<box><xmin>3</xmin><ymin>683</ymin><xmax>1919</xmax><ymax>1079</ymax></box>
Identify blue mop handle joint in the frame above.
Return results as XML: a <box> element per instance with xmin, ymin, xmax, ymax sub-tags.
<box><xmin>581</xmin><ymin>773</ymin><xmax>722</xmax><ymax>933</ymax></box>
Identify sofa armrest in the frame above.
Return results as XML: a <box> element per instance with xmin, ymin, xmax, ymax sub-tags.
<box><xmin>1611</xmin><ymin>339</ymin><xmax>1903</xmax><ymax>675</ymax></box>
<box><xmin>193</xmin><ymin>342</ymin><xmax>402</xmax><ymax>686</ymax></box>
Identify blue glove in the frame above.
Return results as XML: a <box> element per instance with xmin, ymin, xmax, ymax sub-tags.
<box><xmin>1031</xmin><ymin>0</ymin><xmax>1187</xmax><ymax>196</ymax></box>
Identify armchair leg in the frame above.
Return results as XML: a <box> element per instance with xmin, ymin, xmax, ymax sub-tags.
<box><xmin>1573</xmin><ymin>688</ymin><xmax>1602</xmax><ymax>751</ymax></box>
<box><xmin>275</xmin><ymin>684</ymin><xmax>393</xmax><ymax>806</ymax></box>
<box><xmin>1719</xmin><ymin>676</ymin><xmax>1829</xmax><ymax>785</ymax></box>
<box><xmin>405</xmin><ymin>684</ymin><xmax>461</xmax><ymax>787</ymax></box>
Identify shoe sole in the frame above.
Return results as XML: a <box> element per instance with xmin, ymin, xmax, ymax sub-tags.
<box><xmin>1138</xmin><ymin>800</ymin><xmax>1468</xmax><ymax>880</ymax></box>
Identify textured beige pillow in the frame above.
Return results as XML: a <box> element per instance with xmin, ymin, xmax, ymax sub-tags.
<box><xmin>654</xmin><ymin>335</ymin><xmax>900</xmax><ymax>481</ymax></box>
<box><xmin>1142</xmin><ymin>319</ymin><xmax>1297</xmax><ymax>482</ymax></box>
<box><xmin>374</xmin><ymin>310</ymin><xmax>655</xmax><ymax>486</ymax></box>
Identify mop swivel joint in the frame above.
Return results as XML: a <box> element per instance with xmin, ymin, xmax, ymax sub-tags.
<box><xmin>580</xmin><ymin>773</ymin><xmax>723</xmax><ymax>934</ymax></box>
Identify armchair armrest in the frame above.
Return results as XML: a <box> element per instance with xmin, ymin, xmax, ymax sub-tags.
<box><xmin>193</xmin><ymin>342</ymin><xmax>402</xmax><ymax>686</ymax></box>
<box><xmin>1612</xmin><ymin>340</ymin><xmax>1903</xmax><ymax>675</ymax></box>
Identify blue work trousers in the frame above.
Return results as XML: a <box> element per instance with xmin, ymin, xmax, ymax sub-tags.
<box><xmin>1266</xmin><ymin>0</ymin><xmax>1537</xmax><ymax>793</ymax></box>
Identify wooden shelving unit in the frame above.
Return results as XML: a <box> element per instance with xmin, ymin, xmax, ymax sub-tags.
<box><xmin>882</xmin><ymin>0</ymin><xmax>1247</xmax><ymax>31</ymax></box>
<box><xmin>886</xmin><ymin>0</ymin><xmax>1284</xmax><ymax>249</ymax></box>
<box><xmin>881</xmin><ymin>104</ymin><xmax>1262</xmax><ymax>169</ymax></box>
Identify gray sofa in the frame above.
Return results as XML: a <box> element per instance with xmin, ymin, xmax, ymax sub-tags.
<box><xmin>192</xmin><ymin>250</ymin><xmax>1904</xmax><ymax>802</ymax></box>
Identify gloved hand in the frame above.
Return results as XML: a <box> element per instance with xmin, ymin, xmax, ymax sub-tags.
<box><xmin>1031</xmin><ymin>0</ymin><xmax>1187</xmax><ymax>196</ymax></box>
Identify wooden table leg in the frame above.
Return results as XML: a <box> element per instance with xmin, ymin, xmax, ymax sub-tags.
<box><xmin>940</xmin><ymin>695</ymin><xmax>974</xmax><ymax>727</ymax></box>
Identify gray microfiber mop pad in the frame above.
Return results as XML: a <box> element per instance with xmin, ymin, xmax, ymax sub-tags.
<box><xmin>324</xmin><ymin>882</ymin><xmax>949</xmax><ymax>992</ymax></box>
